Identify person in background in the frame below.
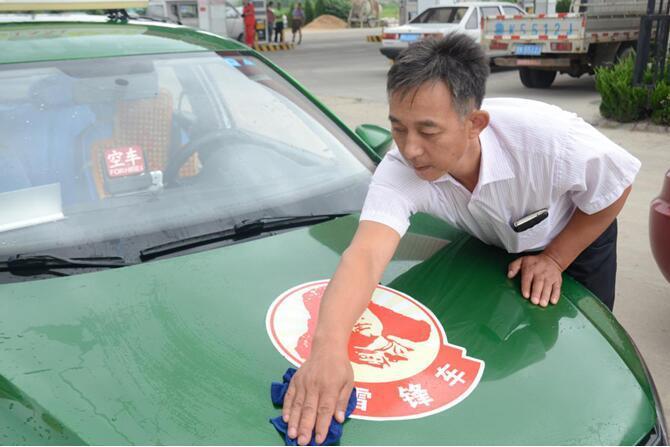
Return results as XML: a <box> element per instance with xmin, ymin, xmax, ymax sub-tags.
<box><xmin>266</xmin><ymin>1</ymin><xmax>276</xmax><ymax>42</ymax></box>
<box><xmin>274</xmin><ymin>12</ymin><xmax>285</xmax><ymax>42</ymax></box>
<box><xmin>242</xmin><ymin>0</ymin><xmax>256</xmax><ymax>46</ymax></box>
<box><xmin>291</xmin><ymin>2</ymin><xmax>304</xmax><ymax>44</ymax></box>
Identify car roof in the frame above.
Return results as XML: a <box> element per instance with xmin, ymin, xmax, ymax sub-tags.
<box><xmin>0</xmin><ymin>15</ymin><xmax>247</xmax><ymax>65</ymax></box>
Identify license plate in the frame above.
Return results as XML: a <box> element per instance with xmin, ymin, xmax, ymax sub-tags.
<box><xmin>515</xmin><ymin>44</ymin><xmax>541</xmax><ymax>56</ymax></box>
<box><xmin>399</xmin><ymin>33</ymin><xmax>420</xmax><ymax>42</ymax></box>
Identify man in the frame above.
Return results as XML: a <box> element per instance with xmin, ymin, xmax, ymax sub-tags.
<box><xmin>242</xmin><ymin>0</ymin><xmax>256</xmax><ymax>46</ymax></box>
<box><xmin>266</xmin><ymin>1</ymin><xmax>275</xmax><ymax>43</ymax></box>
<box><xmin>282</xmin><ymin>34</ymin><xmax>641</xmax><ymax>445</ymax></box>
<box><xmin>291</xmin><ymin>2</ymin><xmax>304</xmax><ymax>44</ymax></box>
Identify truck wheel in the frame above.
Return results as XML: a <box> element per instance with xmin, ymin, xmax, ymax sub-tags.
<box><xmin>616</xmin><ymin>45</ymin><xmax>636</xmax><ymax>63</ymax></box>
<box><xmin>519</xmin><ymin>68</ymin><xmax>557</xmax><ymax>88</ymax></box>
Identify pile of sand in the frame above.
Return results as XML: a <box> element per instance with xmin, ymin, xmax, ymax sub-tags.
<box><xmin>304</xmin><ymin>14</ymin><xmax>348</xmax><ymax>29</ymax></box>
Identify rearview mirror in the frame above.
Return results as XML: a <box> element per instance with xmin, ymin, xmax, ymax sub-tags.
<box><xmin>355</xmin><ymin>124</ymin><xmax>393</xmax><ymax>159</ymax></box>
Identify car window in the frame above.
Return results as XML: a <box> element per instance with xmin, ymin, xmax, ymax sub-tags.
<box><xmin>480</xmin><ymin>6</ymin><xmax>501</xmax><ymax>18</ymax></box>
<box><xmin>465</xmin><ymin>8</ymin><xmax>478</xmax><ymax>29</ymax></box>
<box><xmin>502</xmin><ymin>5</ymin><xmax>524</xmax><ymax>15</ymax></box>
<box><xmin>411</xmin><ymin>7</ymin><xmax>468</xmax><ymax>24</ymax></box>
<box><xmin>178</xmin><ymin>3</ymin><xmax>197</xmax><ymax>18</ymax></box>
<box><xmin>0</xmin><ymin>52</ymin><xmax>374</xmax><ymax>263</ymax></box>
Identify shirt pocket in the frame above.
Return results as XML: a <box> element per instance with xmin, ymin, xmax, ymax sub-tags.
<box><xmin>512</xmin><ymin>217</ymin><xmax>551</xmax><ymax>253</ymax></box>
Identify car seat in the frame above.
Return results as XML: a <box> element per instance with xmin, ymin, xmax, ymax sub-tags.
<box><xmin>76</xmin><ymin>70</ymin><xmax>199</xmax><ymax>198</ymax></box>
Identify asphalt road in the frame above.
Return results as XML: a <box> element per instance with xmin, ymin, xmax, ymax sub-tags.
<box><xmin>263</xmin><ymin>27</ymin><xmax>670</xmax><ymax>428</ymax></box>
<box><xmin>264</xmin><ymin>27</ymin><xmax>601</xmax><ymax>119</ymax></box>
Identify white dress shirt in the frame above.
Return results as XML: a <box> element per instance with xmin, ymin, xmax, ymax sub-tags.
<box><xmin>359</xmin><ymin>98</ymin><xmax>642</xmax><ymax>253</ymax></box>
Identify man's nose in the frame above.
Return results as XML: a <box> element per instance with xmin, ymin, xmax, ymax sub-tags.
<box><xmin>403</xmin><ymin>132</ymin><xmax>424</xmax><ymax>160</ymax></box>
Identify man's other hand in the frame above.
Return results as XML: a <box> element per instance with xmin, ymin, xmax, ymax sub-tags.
<box><xmin>507</xmin><ymin>253</ymin><xmax>563</xmax><ymax>307</ymax></box>
<box><xmin>283</xmin><ymin>349</ymin><xmax>354</xmax><ymax>445</ymax></box>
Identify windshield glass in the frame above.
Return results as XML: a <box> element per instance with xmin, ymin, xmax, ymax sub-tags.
<box><xmin>0</xmin><ymin>52</ymin><xmax>374</xmax><ymax>265</ymax></box>
<box><xmin>411</xmin><ymin>7</ymin><xmax>468</xmax><ymax>24</ymax></box>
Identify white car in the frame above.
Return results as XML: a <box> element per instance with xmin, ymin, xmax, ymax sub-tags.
<box><xmin>145</xmin><ymin>0</ymin><xmax>245</xmax><ymax>42</ymax></box>
<box><xmin>380</xmin><ymin>2</ymin><xmax>525</xmax><ymax>60</ymax></box>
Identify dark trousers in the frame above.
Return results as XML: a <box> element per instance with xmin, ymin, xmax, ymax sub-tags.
<box><xmin>274</xmin><ymin>22</ymin><xmax>284</xmax><ymax>42</ymax></box>
<box><xmin>564</xmin><ymin>220</ymin><xmax>618</xmax><ymax>311</ymax></box>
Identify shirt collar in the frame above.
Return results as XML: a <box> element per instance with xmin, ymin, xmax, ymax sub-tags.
<box><xmin>433</xmin><ymin>124</ymin><xmax>514</xmax><ymax>187</ymax></box>
<box><xmin>477</xmin><ymin>124</ymin><xmax>515</xmax><ymax>186</ymax></box>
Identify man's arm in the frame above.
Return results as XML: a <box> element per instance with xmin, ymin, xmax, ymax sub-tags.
<box><xmin>508</xmin><ymin>185</ymin><xmax>632</xmax><ymax>307</ymax></box>
<box><xmin>283</xmin><ymin>220</ymin><xmax>401</xmax><ymax>446</ymax></box>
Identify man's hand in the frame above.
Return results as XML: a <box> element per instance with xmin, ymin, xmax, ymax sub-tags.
<box><xmin>283</xmin><ymin>349</ymin><xmax>354</xmax><ymax>446</ymax></box>
<box><xmin>507</xmin><ymin>253</ymin><xmax>563</xmax><ymax>307</ymax></box>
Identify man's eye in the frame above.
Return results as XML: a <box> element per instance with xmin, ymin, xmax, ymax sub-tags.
<box><xmin>392</xmin><ymin>128</ymin><xmax>406</xmax><ymax>133</ymax></box>
<box><xmin>421</xmin><ymin>132</ymin><xmax>438</xmax><ymax>137</ymax></box>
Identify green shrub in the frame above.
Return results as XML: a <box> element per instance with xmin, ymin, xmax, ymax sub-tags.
<box><xmin>595</xmin><ymin>54</ymin><xmax>649</xmax><ymax>122</ymax></box>
<box><xmin>650</xmin><ymin>81</ymin><xmax>670</xmax><ymax>125</ymax></box>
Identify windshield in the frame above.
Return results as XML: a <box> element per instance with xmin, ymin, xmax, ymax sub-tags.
<box><xmin>411</xmin><ymin>7</ymin><xmax>468</xmax><ymax>24</ymax></box>
<box><xmin>0</xmin><ymin>52</ymin><xmax>374</xmax><ymax>268</ymax></box>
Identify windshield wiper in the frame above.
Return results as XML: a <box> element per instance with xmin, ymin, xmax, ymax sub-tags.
<box><xmin>0</xmin><ymin>254</ymin><xmax>130</xmax><ymax>277</ymax></box>
<box><xmin>140</xmin><ymin>213</ymin><xmax>349</xmax><ymax>262</ymax></box>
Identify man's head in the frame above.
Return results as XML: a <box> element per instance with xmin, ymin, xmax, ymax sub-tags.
<box><xmin>268</xmin><ymin>1</ymin><xmax>273</xmax><ymax>6</ymax></box>
<box><xmin>387</xmin><ymin>33</ymin><xmax>490</xmax><ymax>182</ymax></box>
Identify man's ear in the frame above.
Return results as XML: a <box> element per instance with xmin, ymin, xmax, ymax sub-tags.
<box><xmin>468</xmin><ymin>110</ymin><xmax>490</xmax><ymax>138</ymax></box>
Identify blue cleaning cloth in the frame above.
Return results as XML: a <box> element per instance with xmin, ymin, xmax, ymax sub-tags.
<box><xmin>269</xmin><ymin>368</ymin><xmax>357</xmax><ymax>446</ymax></box>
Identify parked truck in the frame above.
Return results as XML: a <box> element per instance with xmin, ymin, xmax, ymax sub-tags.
<box><xmin>482</xmin><ymin>0</ymin><xmax>647</xmax><ymax>88</ymax></box>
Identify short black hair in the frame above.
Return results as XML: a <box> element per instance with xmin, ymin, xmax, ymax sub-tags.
<box><xmin>387</xmin><ymin>33</ymin><xmax>490</xmax><ymax>116</ymax></box>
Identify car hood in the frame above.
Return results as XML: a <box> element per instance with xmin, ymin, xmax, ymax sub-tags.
<box><xmin>0</xmin><ymin>215</ymin><xmax>655</xmax><ymax>444</ymax></box>
<box><xmin>385</xmin><ymin>23</ymin><xmax>461</xmax><ymax>34</ymax></box>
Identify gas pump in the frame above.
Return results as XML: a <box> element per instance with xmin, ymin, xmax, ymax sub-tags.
<box><xmin>252</xmin><ymin>0</ymin><xmax>268</xmax><ymax>42</ymax></box>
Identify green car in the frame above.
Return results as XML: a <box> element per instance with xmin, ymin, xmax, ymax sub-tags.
<box><xmin>0</xmin><ymin>7</ymin><xmax>666</xmax><ymax>445</ymax></box>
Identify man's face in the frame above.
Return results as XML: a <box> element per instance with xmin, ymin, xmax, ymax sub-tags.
<box><xmin>389</xmin><ymin>81</ymin><xmax>472</xmax><ymax>182</ymax></box>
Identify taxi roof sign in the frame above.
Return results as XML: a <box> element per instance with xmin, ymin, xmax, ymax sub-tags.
<box><xmin>0</xmin><ymin>0</ymin><xmax>148</xmax><ymax>11</ymax></box>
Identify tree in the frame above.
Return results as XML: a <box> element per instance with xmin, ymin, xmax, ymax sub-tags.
<box><xmin>315</xmin><ymin>0</ymin><xmax>325</xmax><ymax>18</ymax></box>
<box><xmin>556</xmin><ymin>0</ymin><xmax>571</xmax><ymax>13</ymax></box>
<box><xmin>305</xmin><ymin>0</ymin><xmax>315</xmax><ymax>23</ymax></box>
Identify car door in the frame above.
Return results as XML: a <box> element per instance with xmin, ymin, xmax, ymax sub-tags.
<box><xmin>226</xmin><ymin>5</ymin><xmax>244</xmax><ymax>41</ymax></box>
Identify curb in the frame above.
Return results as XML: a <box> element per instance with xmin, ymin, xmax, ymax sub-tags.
<box><xmin>588</xmin><ymin>115</ymin><xmax>670</xmax><ymax>134</ymax></box>
<box><xmin>366</xmin><ymin>34</ymin><xmax>382</xmax><ymax>42</ymax></box>
<box><xmin>252</xmin><ymin>42</ymin><xmax>295</xmax><ymax>52</ymax></box>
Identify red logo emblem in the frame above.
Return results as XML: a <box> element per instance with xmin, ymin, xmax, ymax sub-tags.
<box><xmin>266</xmin><ymin>280</ymin><xmax>485</xmax><ymax>420</ymax></box>
<box><xmin>104</xmin><ymin>146</ymin><xmax>146</xmax><ymax>178</ymax></box>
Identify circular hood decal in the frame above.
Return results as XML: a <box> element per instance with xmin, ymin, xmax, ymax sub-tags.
<box><xmin>266</xmin><ymin>280</ymin><xmax>485</xmax><ymax>420</ymax></box>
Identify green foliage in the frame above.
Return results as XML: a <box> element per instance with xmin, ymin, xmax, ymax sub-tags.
<box><xmin>381</xmin><ymin>2</ymin><xmax>398</xmax><ymax>18</ymax></box>
<box><xmin>305</xmin><ymin>0</ymin><xmax>315</xmax><ymax>23</ymax></box>
<box><xmin>315</xmin><ymin>0</ymin><xmax>325</xmax><ymax>17</ymax></box>
<box><xmin>556</xmin><ymin>0</ymin><xmax>571</xmax><ymax>13</ymax></box>
<box><xmin>321</xmin><ymin>0</ymin><xmax>351</xmax><ymax>20</ymax></box>
<box><xmin>595</xmin><ymin>54</ymin><xmax>648</xmax><ymax>122</ymax></box>
<box><xmin>596</xmin><ymin>52</ymin><xmax>670</xmax><ymax>125</ymax></box>
<box><xmin>650</xmin><ymin>81</ymin><xmax>670</xmax><ymax>125</ymax></box>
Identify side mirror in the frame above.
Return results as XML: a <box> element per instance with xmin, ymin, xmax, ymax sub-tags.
<box><xmin>355</xmin><ymin>124</ymin><xmax>393</xmax><ymax>159</ymax></box>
